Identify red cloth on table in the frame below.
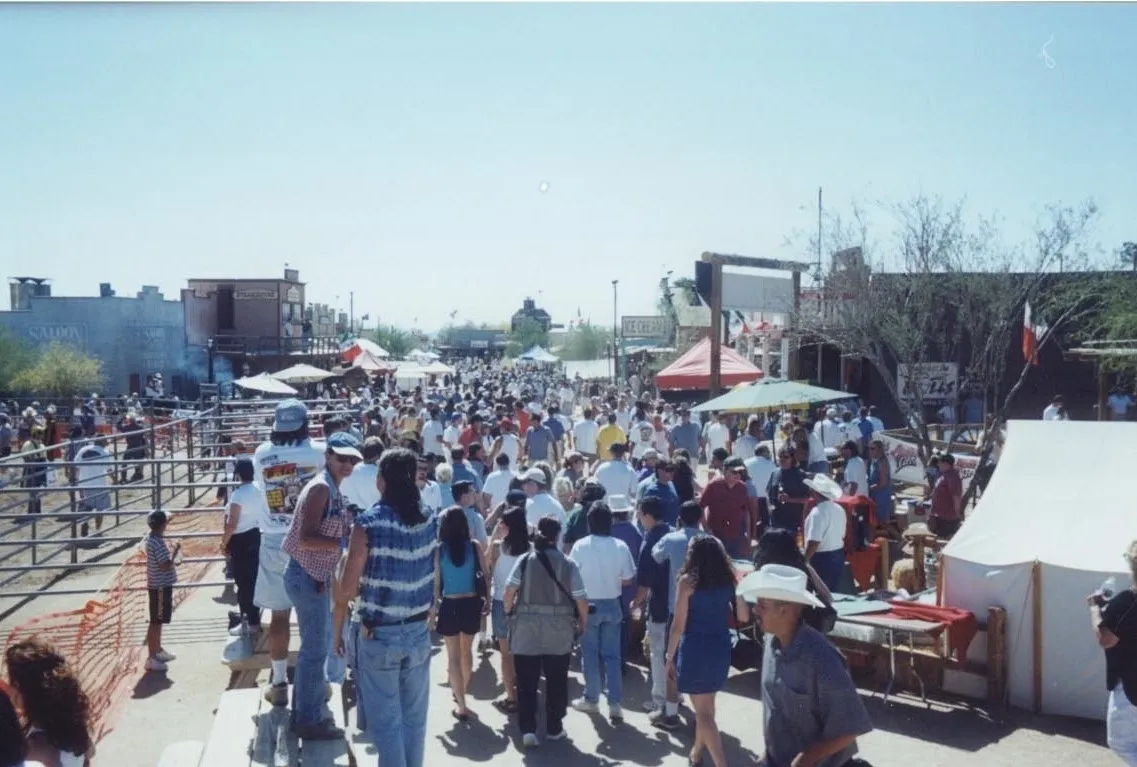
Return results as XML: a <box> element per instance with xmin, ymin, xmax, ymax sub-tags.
<box><xmin>800</xmin><ymin>495</ymin><xmax>880</xmax><ymax>591</ymax></box>
<box><xmin>885</xmin><ymin>600</ymin><xmax>978</xmax><ymax>661</ymax></box>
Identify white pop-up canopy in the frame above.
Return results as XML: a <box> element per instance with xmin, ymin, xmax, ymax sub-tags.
<box><xmin>942</xmin><ymin>419</ymin><xmax>1137</xmax><ymax>720</ymax></box>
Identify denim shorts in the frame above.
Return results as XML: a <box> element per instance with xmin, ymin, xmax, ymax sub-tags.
<box><xmin>491</xmin><ymin>598</ymin><xmax>509</xmax><ymax>641</ymax></box>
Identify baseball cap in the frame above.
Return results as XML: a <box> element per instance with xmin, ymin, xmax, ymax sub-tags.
<box><xmin>273</xmin><ymin>398</ymin><xmax>309</xmax><ymax>432</ymax></box>
<box><xmin>524</xmin><ymin>468</ymin><xmax>547</xmax><ymax>486</ymax></box>
<box><xmin>326</xmin><ymin>432</ymin><xmax>363</xmax><ymax>461</ymax></box>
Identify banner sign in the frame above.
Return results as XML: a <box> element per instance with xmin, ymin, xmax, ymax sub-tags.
<box><xmin>877</xmin><ymin>431</ymin><xmax>978</xmax><ymax>496</ymax></box>
<box><xmin>897</xmin><ymin>362</ymin><xmax>959</xmax><ymax>402</ymax></box>
<box><xmin>621</xmin><ymin>315</ymin><xmax>670</xmax><ymax>339</ymax></box>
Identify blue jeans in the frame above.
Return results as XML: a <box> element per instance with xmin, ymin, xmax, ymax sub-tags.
<box><xmin>326</xmin><ymin>610</ymin><xmax>350</xmax><ymax>684</ymax></box>
<box><xmin>356</xmin><ymin>622</ymin><xmax>432</xmax><ymax>767</ymax></box>
<box><xmin>283</xmin><ymin>559</ymin><xmax>330</xmax><ymax>728</ymax></box>
<box><xmin>581</xmin><ymin>598</ymin><xmax>623</xmax><ymax>706</ymax></box>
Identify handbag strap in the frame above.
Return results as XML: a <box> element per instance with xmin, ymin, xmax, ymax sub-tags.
<box><xmin>534</xmin><ymin>550</ymin><xmax>584</xmax><ymax>622</ymax></box>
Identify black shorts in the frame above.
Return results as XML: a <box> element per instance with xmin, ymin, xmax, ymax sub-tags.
<box><xmin>149</xmin><ymin>586</ymin><xmax>173</xmax><ymax>625</ymax></box>
<box><xmin>436</xmin><ymin>596</ymin><xmax>482</xmax><ymax>637</ymax></box>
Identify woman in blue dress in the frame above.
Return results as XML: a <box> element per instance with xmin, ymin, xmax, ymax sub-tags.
<box><xmin>867</xmin><ymin>438</ymin><xmax>894</xmax><ymax>526</ymax></box>
<box><xmin>665</xmin><ymin>535</ymin><xmax>750</xmax><ymax>767</ymax></box>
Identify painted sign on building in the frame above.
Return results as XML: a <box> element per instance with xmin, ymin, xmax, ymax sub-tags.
<box><xmin>24</xmin><ymin>324</ymin><xmax>88</xmax><ymax>346</ymax></box>
<box><xmin>621</xmin><ymin>315</ymin><xmax>671</xmax><ymax>339</ymax></box>
<box><xmin>285</xmin><ymin>286</ymin><xmax>301</xmax><ymax>303</ymax></box>
<box><xmin>897</xmin><ymin>362</ymin><xmax>959</xmax><ymax>402</ymax></box>
<box><xmin>235</xmin><ymin>288</ymin><xmax>279</xmax><ymax>301</ymax></box>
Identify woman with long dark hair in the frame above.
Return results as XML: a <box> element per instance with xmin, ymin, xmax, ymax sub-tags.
<box><xmin>5</xmin><ymin>639</ymin><xmax>93</xmax><ymax>767</ymax></box>
<box><xmin>0</xmin><ymin>683</ymin><xmax>36</xmax><ymax>767</ymax></box>
<box><xmin>334</xmin><ymin>447</ymin><xmax>437</xmax><ymax>767</ymax></box>
<box><xmin>671</xmin><ymin>456</ymin><xmax>700</xmax><ymax>504</ymax></box>
<box><xmin>486</xmin><ymin>505</ymin><xmax>531</xmax><ymax>713</ymax></box>
<box><xmin>665</xmin><ymin>536</ymin><xmax>749</xmax><ymax>767</ymax></box>
<box><xmin>433</xmin><ymin>505</ymin><xmax>488</xmax><ymax>721</ymax></box>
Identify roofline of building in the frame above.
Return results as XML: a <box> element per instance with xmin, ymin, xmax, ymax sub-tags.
<box><xmin>186</xmin><ymin>278</ymin><xmax>305</xmax><ymax>286</ymax></box>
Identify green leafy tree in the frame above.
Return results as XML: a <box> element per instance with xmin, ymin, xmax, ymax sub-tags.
<box><xmin>0</xmin><ymin>327</ymin><xmax>35</xmax><ymax>393</ymax></box>
<box><xmin>10</xmin><ymin>343</ymin><xmax>105</xmax><ymax>396</ymax></box>
<box><xmin>506</xmin><ymin>318</ymin><xmax>550</xmax><ymax>357</ymax></box>
<box><xmin>368</xmin><ymin>324</ymin><xmax>415</xmax><ymax>359</ymax></box>
<box><xmin>559</xmin><ymin>324</ymin><xmax>613</xmax><ymax>361</ymax></box>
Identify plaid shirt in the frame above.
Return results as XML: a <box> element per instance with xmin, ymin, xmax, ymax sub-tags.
<box><xmin>282</xmin><ymin>469</ymin><xmax>349</xmax><ymax>582</ymax></box>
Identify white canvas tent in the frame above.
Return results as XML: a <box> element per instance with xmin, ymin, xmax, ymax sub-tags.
<box><xmin>942</xmin><ymin>420</ymin><xmax>1137</xmax><ymax>720</ymax></box>
<box><xmin>272</xmin><ymin>363</ymin><xmax>335</xmax><ymax>384</ymax></box>
<box><xmin>518</xmin><ymin>345</ymin><xmax>559</xmax><ymax>363</ymax></box>
<box><xmin>407</xmin><ymin>348</ymin><xmax>440</xmax><ymax>363</ymax></box>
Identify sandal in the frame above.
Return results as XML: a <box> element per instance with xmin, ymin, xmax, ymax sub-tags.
<box><xmin>493</xmin><ymin>698</ymin><xmax>518</xmax><ymax>714</ymax></box>
<box><xmin>452</xmin><ymin>709</ymin><xmax>470</xmax><ymax>722</ymax></box>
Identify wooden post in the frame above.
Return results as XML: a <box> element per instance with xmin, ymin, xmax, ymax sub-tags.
<box><xmin>1031</xmin><ymin>560</ymin><xmax>1043</xmax><ymax>713</ymax></box>
<box><xmin>936</xmin><ymin>554</ymin><xmax>946</xmax><ymax>606</ymax></box>
<box><xmin>709</xmin><ymin>261</ymin><xmax>724</xmax><ymax>397</ymax></box>
<box><xmin>1098</xmin><ymin>362</ymin><xmax>1109</xmax><ymax>422</ymax></box>
<box><xmin>987</xmin><ymin>606</ymin><xmax>1008</xmax><ymax>710</ymax></box>
<box><xmin>877</xmin><ymin>536</ymin><xmax>890</xmax><ymax>589</ymax></box>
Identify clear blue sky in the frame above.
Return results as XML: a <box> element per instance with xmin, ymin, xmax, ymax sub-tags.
<box><xmin>1</xmin><ymin>3</ymin><xmax>1133</xmax><ymax>331</ymax></box>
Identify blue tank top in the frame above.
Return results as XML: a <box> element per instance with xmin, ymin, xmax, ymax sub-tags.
<box><xmin>441</xmin><ymin>541</ymin><xmax>476</xmax><ymax>596</ymax></box>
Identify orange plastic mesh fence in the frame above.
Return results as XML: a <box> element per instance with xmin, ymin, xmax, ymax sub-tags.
<box><xmin>2</xmin><ymin>506</ymin><xmax>222</xmax><ymax>744</ymax></box>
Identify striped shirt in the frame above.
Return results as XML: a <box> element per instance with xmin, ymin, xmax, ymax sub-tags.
<box><xmin>282</xmin><ymin>470</ymin><xmax>350</xmax><ymax>582</ymax></box>
<box><xmin>145</xmin><ymin>533</ymin><xmax>176</xmax><ymax>588</ymax></box>
<box><xmin>355</xmin><ymin>501</ymin><xmax>439</xmax><ymax>625</ymax></box>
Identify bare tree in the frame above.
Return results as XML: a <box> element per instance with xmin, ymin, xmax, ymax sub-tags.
<box><xmin>793</xmin><ymin>194</ymin><xmax>1102</xmax><ymax>469</ymax></box>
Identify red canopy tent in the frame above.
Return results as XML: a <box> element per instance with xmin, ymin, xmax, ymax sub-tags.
<box><xmin>654</xmin><ymin>337</ymin><xmax>763</xmax><ymax>390</ymax></box>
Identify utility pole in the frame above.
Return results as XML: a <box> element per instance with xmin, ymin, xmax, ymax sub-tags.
<box><xmin>612</xmin><ymin>280</ymin><xmax>620</xmax><ymax>384</ymax></box>
<box><xmin>349</xmin><ymin>291</ymin><xmax>355</xmax><ymax>335</ymax></box>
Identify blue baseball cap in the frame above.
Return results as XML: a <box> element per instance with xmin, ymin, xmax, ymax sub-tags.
<box><xmin>326</xmin><ymin>431</ymin><xmax>363</xmax><ymax>461</ymax></box>
<box><xmin>272</xmin><ymin>399</ymin><xmax>308</xmax><ymax>432</ymax></box>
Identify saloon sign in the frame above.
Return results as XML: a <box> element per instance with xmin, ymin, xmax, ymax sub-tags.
<box><xmin>24</xmin><ymin>325</ymin><xmax>88</xmax><ymax>346</ymax></box>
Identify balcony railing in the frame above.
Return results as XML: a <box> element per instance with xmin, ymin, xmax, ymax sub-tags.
<box><xmin>208</xmin><ymin>335</ymin><xmax>342</xmax><ymax>356</ymax></box>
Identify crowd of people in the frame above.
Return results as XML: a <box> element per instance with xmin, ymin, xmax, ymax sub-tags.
<box><xmin>185</xmin><ymin>356</ymin><xmax>887</xmax><ymax>767</ymax></box>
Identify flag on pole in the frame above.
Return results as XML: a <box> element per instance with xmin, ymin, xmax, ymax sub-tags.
<box><xmin>1022</xmin><ymin>301</ymin><xmax>1048</xmax><ymax>366</ymax></box>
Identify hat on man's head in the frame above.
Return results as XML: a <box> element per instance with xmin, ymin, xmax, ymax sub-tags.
<box><xmin>523</xmin><ymin>468</ymin><xmax>547</xmax><ymax>486</ymax></box>
<box><xmin>608</xmin><ymin>495</ymin><xmax>633</xmax><ymax>515</ymax></box>
<box><xmin>642</xmin><ymin>448</ymin><xmax>659</xmax><ymax>461</ymax></box>
<box><xmin>737</xmin><ymin>564</ymin><xmax>824</xmax><ymax>608</ymax></box>
<box><xmin>804</xmin><ymin>474</ymin><xmax>843</xmax><ymax>501</ymax></box>
<box><xmin>273</xmin><ymin>399</ymin><xmax>309</xmax><ymax>433</ymax></box>
<box><xmin>326</xmin><ymin>431</ymin><xmax>363</xmax><ymax>461</ymax></box>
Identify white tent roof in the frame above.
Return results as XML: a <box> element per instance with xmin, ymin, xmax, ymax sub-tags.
<box><xmin>421</xmin><ymin>360</ymin><xmax>455</xmax><ymax>375</ymax></box>
<box><xmin>272</xmin><ymin>363</ymin><xmax>335</xmax><ymax>384</ymax></box>
<box><xmin>518</xmin><ymin>345</ymin><xmax>559</xmax><ymax>363</ymax></box>
<box><xmin>233</xmin><ymin>373</ymin><xmax>298</xmax><ymax>396</ymax></box>
<box><xmin>345</xmin><ymin>338</ymin><xmax>390</xmax><ymax>358</ymax></box>
<box><xmin>943</xmin><ymin>420</ymin><xmax>1137</xmax><ymax>720</ymax></box>
<box><xmin>407</xmin><ymin>348</ymin><xmax>439</xmax><ymax>362</ymax></box>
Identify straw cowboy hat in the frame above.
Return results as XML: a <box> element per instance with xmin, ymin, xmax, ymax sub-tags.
<box><xmin>804</xmin><ymin>475</ymin><xmax>843</xmax><ymax>502</ymax></box>
<box><xmin>737</xmin><ymin>564</ymin><xmax>825</xmax><ymax>607</ymax></box>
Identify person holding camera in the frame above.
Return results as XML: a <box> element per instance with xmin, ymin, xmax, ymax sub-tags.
<box><xmin>1090</xmin><ymin>540</ymin><xmax>1137</xmax><ymax>765</ymax></box>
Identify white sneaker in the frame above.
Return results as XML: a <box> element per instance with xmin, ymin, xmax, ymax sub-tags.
<box><xmin>145</xmin><ymin>656</ymin><xmax>167</xmax><ymax>672</ymax></box>
<box><xmin>571</xmin><ymin>698</ymin><xmax>599</xmax><ymax>713</ymax></box>
<box><xmin>156</xmin><ymin>649</ymin><xmax>177</xmax><ymax>662</ymax></box>
<box><xmin>522</xmin><ymin>733</ymin><xmax>539</xmax><ymax>748</ymax></box>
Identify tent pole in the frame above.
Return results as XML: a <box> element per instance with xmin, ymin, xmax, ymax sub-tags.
<box><xmin>936</xmin><ymin>554</ymin><xmax>946</xmax><ymax>606</ymax></box>
<box><xmin>1032</xmin><ymin>560</ymin><xmax>1043</xmax><ymax>713</ymax></box>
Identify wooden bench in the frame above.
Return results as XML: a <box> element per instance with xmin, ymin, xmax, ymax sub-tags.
<box><xmin>199</xmin><ymin>683</ymin><xmax>349</xmax><ymax>767</ymax></box>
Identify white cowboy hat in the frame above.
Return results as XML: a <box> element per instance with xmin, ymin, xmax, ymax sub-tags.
<box><xmin>804</xmin><ymin>474</ymin><xmax>843</xmax><ymax>501</ymax></box>
<box><xmin>737</xmin><ymin>564</ymin><xmax>824</xmax><ymax>607</ymax></box>
<box><xmin>607</xmin><ymin>494</ymin><xmax>633</xmax><ymax>514</ymax></box>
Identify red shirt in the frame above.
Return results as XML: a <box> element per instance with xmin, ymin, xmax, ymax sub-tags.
<box><xmin>515</xmin><ymin>411</ymin><xmax>531</xmax><ymax>435</ymax></box>
<box><xmin>930</xmin><ymin>468</ymin><xmax>963</xmax><ymax>521</ymax></box>
<box><xmin>458</xmin><ymin>426</ymin><xmax>479</xmax><ymax>447</ymax></box>
<box><xmin>699</xmin><ymin>477</ymin><xmax>750</xmax><ymax>546</ymax></box>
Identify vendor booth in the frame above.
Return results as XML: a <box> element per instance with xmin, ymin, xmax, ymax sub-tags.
<box><xmin>943</xmin><ymin>419</ymin><xmax>1136</xmax><ymax>720</ymax></box>
<box><xmin>655</xmin><ymin>337</ymin><xmax>762</xmax><ymax>391</ymax></box>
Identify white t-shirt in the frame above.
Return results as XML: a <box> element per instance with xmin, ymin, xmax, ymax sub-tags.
<box><xmin>443</xmin><ymin>424</ymin><xmax>462</xmax><ymax>448</ymax></box>
<box><xmin>631</xmin><ymin>421</ymin><xmax>654</xmax><ymax>459</ymax></box>
<box><xmin>733</xmin><ymin>434</ymin><xmax>760</xmax><ymax>460</ymax></box>
<box><xmin>1042</xmin><ymin>404</ymin><xmax>1062</xmax><ymax>421</ymax></box>
<box><xmin>75</xmin><ymin>444</ymin><xmax>112</xmax><ymax>487</ymax></box>
<box><xmin>804</xmin><ymin>500</ymin><xmax>847</xmax><ymax>553</ymax></box>
<box><xmin>594</xmin><ymin>459</ymin><xmax>639</xmax><ymax>501</ymax></box>
<box><xmin>227</xmin><ymin>483</ymin><xmax>268</xmax><ymax>535</ymax></box>
<box><xmin>421</xmin><ymin>420</ymin><xmax>446</xmax><ymax>456</ymax></box>
<box><xmin>496</xmin><ymin>433</ymin><xmax>521</xmax><ymax>469</ymax></box>
<box><xmin>843</xmin><ymin>456</ymin><xmax>868</xmax><ymax>496</ymax></box>
<box><xmin>705</xmin><ymin>422</ymin><xmax>729</xmax><ymax>453</ymax></box>
<box><xmin>814</xmin><ymin>419</ymin><xmax>844</xmax><ymax>450</ymax></box>
<box><xmin>341</xmin><ymin>462</ymin><xmax>380</xmax><ymax>513</ymax></box>
<box><xmin>651</xmin><ymin>427</ymin><xmax>670</xmax><ymax>454</ymax></box>
<box><xmin>806</xmin><ymin>432</ymin><xmax>828</xmax><ymax>465</ymax></box>
<box><xmin>559</xmin><ymin>386</ymin><xmax>575</xmax><ymax>411</ymax></box>
<box><xmin>482</xmin><ymin>468</ymin><xmax>515</xmax><ymax>507</ymax></box>
<box><xmin>745</xmin><ymin>455</ymin><xmax>777</xmax><ymax>498</ymax></box>
<box><xmin>253</xmin><ymin>440</ymin><xmax>326</xmax><ymax>535</ymax></box>
<box><xmin>572</xmin><ymin>419</ymin><xmax>599</xmax><ymax>455</ymax></box>
<box><xmin>492</xmin><ymin>546</ymin><xmax>521</xmax><ymax>600</ymax></box>
<box><xmin>421</xmin><ymin>480</ymin><xmax>443</xmax><ymax>517</ymax></box>
<box><xmin>569</xmin><ymin>534</ymin><xmax>636</xmax><ymax>600</ymax></box>
<box><xmin>525</xmin><ymin>491</ymin><xmax>567</xmax><ymax>530</ymax></box>
<box><xmin>616</xmin><ymin>408</ymin><xmax>633</xmax><ymax>432</ymax></box>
